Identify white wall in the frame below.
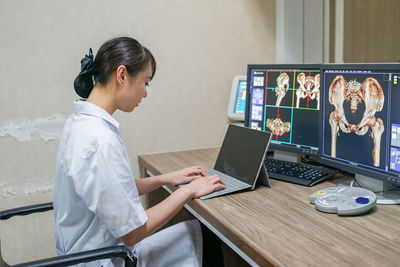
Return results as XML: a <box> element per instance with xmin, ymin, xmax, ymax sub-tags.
<box><xmin>276</xmin><ymin>0</ymin><xmax>324</xmax><ymax>63</ymax></box>
<box><xmin>0</xmin><ymin>0</ymin><xmax>275</xmax><ymax>264</ymax></box>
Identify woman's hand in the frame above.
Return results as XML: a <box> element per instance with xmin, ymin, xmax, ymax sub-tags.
<box><xmin>163</xmin><ymin>166</ymin><xmax>208</xmax><ymax>185</ymax></box>
<box><xmin>185</xmin><ymin>174</ymin><xmax>226</xmax><ymax>199</ymax></box>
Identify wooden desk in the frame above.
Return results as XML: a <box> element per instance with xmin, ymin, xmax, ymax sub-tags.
<box><xmin>138</xmin><ymin>148</ymin><xmax>400</xmax><ymax>267</ymax></box>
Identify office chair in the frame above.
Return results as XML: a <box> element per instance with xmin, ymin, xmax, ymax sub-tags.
<box><xmin>0</xmin><ymin>202</ymin><xmax>137</xmax><ymax>267</ymax></box>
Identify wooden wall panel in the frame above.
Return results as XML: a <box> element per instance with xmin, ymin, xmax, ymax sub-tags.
<box><xmin>343</xmin><ymin>0</ymin><xmax>400</xmax><ymax>62</ymax></box>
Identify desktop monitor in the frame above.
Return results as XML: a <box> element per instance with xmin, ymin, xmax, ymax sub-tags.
<box><xmin>227</xmin><ymin>75</ymin><xmax>247</xmax><ymax>121</ymax></box>
<box><xmin>319</xmin><ymin>63</ymin><xmax>400</xmax><ymax>203</ymax></box>
<box><xmin>245</xmin><ymin>64</ymin><xmax>321</xmax><ymax>161</ymax></box>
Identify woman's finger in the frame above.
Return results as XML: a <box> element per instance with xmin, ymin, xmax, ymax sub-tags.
<box><xmin>206</xmin><ymin>174</ymin><xmax>219</xmax><ymax>180</ymax></box>
<box><xmin>214</xmin><ymin>182</ymin><xmax>226</xmax><ymax>190</ymax></box>
<box><xmin>209</xmin><ymin>175</ymin><xmax>226</xmax><ymax>186</ymax></box>
<box><xmin>193</xmin><ymin>166</ymin><xmax>207</xmax><ymax>176</ymax></box>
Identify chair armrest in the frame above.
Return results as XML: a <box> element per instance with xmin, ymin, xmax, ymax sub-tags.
<box><xmin>0</xmin><ymin>202</ymin><xmax>53</xmax><ymax>220</ymax></box>
<box><xmin>12</xmin><ymin>245</ymin><xmax>136</xmax><ymax>267</ymax></box>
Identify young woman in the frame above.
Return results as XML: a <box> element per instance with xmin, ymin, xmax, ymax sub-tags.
<box><xmin>53</xmin><ymin>37</ymin><xmax>225</xmax><ymax>267</ymax></box>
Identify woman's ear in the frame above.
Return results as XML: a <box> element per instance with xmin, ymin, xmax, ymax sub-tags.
<box><xmin>116</xmin><ymin>65</ymin><xmax>127</xmax><ymax>86</ymax></box>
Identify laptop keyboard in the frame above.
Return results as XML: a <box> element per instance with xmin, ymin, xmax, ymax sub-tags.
<box><xmin>199</xmin><ymin>169</ymin><xmax>252</xmax><ymax>199</ymax></box>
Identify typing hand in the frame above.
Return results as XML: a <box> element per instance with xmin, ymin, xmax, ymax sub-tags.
<box><xmin>164</xmin><ymin>166</ymin><xmax>208</xmax><ymax>185</ymax></box>
<box><xmin>187</xmin><ymin>175</ymin><xmax>226</xmax><ymax>199</ymax></box>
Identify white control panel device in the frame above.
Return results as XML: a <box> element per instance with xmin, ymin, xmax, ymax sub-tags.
<box><xmin>227</xmin><ymin>75</ymin><xmax>247</xmax><ymax>121</ymax></box>
<box><xmin>310</xmin><ymin>186</ymin><xmax>377</xmax><ymax>216</ymax></box>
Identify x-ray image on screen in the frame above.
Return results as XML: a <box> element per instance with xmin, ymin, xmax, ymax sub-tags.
<box><xmin>323</xmin><ymin>72</ymin><xmax>388</xmax><ymax>168</ymax></box>
<box><xmin>245</xmin><ymin>65</ymin><xmax>321</xmax><ymax>156</ymax></box>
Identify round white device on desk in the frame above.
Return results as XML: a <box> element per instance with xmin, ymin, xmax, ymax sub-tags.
<box><xmin>310</xmin><ymin>186</ymin><xmax>377</xmax><ymax>215</ymax></box>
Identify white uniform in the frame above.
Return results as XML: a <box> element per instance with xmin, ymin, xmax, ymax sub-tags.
<box><xmin>53</xmin><ymin>100</ymin><xmax>202</xmax><ymax>267</ymax></box>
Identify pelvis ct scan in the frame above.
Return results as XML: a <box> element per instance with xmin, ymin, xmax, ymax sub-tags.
<box><xmin>325</xmin><ymin>73</ymin><xmax>386</xmax><ymax>167</ymax></box>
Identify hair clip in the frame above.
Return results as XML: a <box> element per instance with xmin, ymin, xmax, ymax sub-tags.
<box><xmin>79</xmin><ymin>48</ymin><xmax>94</xmax><ymax>75</ymax></box>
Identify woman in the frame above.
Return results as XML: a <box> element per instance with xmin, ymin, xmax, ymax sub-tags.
<box><xmin>53</xmin><ymin>36</ymin><xmax>225</xmax><ymax>267</ymax></box>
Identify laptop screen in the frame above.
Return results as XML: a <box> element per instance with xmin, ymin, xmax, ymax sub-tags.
<box><xmin>214</xmin><ymin>124</ymin><xmax>271</xmax><ymax>186</ymax></box>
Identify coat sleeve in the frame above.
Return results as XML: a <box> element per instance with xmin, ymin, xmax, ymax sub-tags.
<box><xmin>71</xmin><ymin>142</ymin><xmax>148</xmax><ymax>238</ymax></box>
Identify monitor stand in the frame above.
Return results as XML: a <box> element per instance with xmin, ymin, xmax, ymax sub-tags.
<box><xmin>273</xmin><ymin>150</ymin><xmax>300</xmax><ymax>163</ymax></box>
<box><xmin>339</xmin><ymin>174</ymin><xmax>400</xmax><ymax>205</ymax></box>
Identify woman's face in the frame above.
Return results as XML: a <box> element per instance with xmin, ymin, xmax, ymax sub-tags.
<box><xmin>117</xmin><ymin>63</ymin><xmax>152</xmax><ymax>112</ymax></box>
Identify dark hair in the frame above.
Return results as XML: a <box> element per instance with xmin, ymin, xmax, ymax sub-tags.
<box><xmin>74</xmin><ymin>37</ymin><xmax>156</xmax><ymax>98</ymax></box>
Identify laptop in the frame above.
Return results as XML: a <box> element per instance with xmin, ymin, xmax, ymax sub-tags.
<box><xmin>200</xmin><ymin>124</ymin><xmax>272</xmax><ymax>200</ymax></box>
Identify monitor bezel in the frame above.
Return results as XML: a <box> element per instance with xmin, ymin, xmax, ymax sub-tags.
<box><xmin>318</xmin><ymin>63</ymin><xmax>400</xmax><ymax>184</ymax></box>
<box><xmin>244</xmin><ymin>63</ymin><xmax>321</xmax><ymax>156</ymax></box>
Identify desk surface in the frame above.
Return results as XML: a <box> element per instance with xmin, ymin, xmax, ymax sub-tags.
<box><xmin>138</xmin><ymin>148</ymin><xmax>400</xmax><ymax>267</ymax></box>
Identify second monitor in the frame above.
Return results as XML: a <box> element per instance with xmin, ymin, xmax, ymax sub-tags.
<box><xmin>245</xmin><ymin>64</ymin><xmax>321</xmax><ymax>159</ymax></box>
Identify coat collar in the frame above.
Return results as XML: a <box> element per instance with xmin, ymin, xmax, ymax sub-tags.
<box><xmin>73</xmin><ymin>100</ymin><xmax>120</xmax><ymax>129</ymax></box>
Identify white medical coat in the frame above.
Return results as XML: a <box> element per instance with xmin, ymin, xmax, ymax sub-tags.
<box><xmin>53</xmin><ymin>100</ymin><xmax>202</xmax><ymax>267</ymax></box>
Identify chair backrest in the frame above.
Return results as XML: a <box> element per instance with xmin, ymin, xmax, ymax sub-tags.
<box><xmin>0</xmin><ymin>238</ymin><xmax>10</xmax><ymax>267</ymax></box>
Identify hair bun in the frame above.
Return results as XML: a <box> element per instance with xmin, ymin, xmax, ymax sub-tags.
<box><xmin>74</xmin><ymin>48</ymin><xmax>95</xmax><ymax>98</ymax></box>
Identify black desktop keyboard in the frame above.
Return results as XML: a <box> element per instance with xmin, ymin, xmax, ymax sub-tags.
<box><xmin>264</xmin><ymin>158</ymin><xmax>337</xmax><ymax>186</ymax></box>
